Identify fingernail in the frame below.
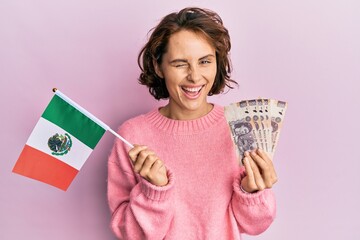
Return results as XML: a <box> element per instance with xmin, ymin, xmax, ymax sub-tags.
<box><xmin>245</xmin><ymin>151</ymin><xmax>250</xmax><ymax>157</ymax></box>
<box><xmin>243</xmin><ymin>157</ymin><xmax>248</xmax><ymax>163</ymax></box>
<box><xmin>258</xmin><ymin>149</ymin><xmax>262</xmax><ymax>153</ymax></box>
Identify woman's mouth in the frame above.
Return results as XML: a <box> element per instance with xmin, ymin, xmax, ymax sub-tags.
<box><xmin>181</xmin><ymin>85</ymin><xmax>204</xmax><ymax>99</ymax></box>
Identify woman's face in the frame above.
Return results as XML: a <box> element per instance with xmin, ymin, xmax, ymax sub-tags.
<box><xmin>155</xmin><ymin>30</ymin><xmax>217</xmax><ymax>120</ymax></box>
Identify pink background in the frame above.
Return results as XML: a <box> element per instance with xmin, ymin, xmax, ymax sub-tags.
<box><xmin>1</xmin><ymin>0</ymin><xmax>359</xmax><ymax>239</ymax></box>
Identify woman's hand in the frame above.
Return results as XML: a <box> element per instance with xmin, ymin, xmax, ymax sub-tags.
<box><xmin>241</xmin><ymin>149</ymin><xmax>278</xmax><ymax>193</ymax></box>
<box><xmin>128</xmin><ymin>145</ymin><xmax>168</xmax><ymax>187</ymax></box>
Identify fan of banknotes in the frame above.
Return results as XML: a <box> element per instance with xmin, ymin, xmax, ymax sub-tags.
<box><xmin>224</xmin><ymin>98</ymin><xmax>287</xmax><ymax>164</ymax></box>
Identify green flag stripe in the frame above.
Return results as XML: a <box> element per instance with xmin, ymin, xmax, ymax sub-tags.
<box><xmin>42</xmin><ymin>95</ymin><xmax>106</xmax><ymax>149</ymax></box>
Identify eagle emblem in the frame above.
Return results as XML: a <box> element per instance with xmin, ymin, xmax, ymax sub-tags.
<box><xmin>48</xmin><ymin>133</ymin><xmax>72</xmax><ymax>156</ymax></box>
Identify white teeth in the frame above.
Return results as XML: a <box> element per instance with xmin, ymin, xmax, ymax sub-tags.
<box><xmin>182</xmin><ymin>86</ymin><xmax>202</xmax><ymax>92</ymax></box>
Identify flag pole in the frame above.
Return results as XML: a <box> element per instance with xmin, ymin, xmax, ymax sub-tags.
<box><xmin>52</xmin><ymin>88</ymin><xmax>134</xmax><ymax>148</ymax></box>
<box><xmin>108</xmin><ymin>128</ymin><xmax>134</xmax><ymax>148</ymax></box>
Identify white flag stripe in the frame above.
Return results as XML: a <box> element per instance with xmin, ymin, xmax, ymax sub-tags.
<box><xmin>26</xmin><ymin>118</ymin><xmax>93</xmax><ymax>170</ymax></box>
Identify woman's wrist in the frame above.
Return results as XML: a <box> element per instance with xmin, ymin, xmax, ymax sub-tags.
<box><xmin>240</xmin><ymin>184</ymin><xmax>251</xmax><ymax>194</ymax></box>
<box><xmin>240</xmin><ymin>184</ymin><xmax>258</xmax><ymax>194</ymax></box>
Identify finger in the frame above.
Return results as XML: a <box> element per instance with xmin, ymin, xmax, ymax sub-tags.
<box><xmin>128</xmin><ymin>145</ymin><xmax>147</xmax><ymax>162</ymax></box>
<box><xmin>247</xmin><ymin>153</ymin><xmax>266</xmax><ymax>190</ymax></box>
<box><xmin>252</xmin><ymin>150</ymin><xmax>278</xmax><ymax>188</ymax></box>
<box><xmin>244</xmin><ymin>152</ymin><xmax>262</xmax><ymax>189</ymax></box>
<box><xmin>243</xmin><ymin>156</ymin><xmax>255</xmax><ymax>183</ymax></box>
<box><xmin>139</xmin><ymin>154</ymin><xmax>159</xmax><ymax>177</ymax></box>
<box><xmin>133</xmin><ymin>149</ymin><xmax>155</xmax><ymax>173</ymax></box>
<box><xmin>250</xmin><ymin>150</ymin><xmax>274</xmax><ymax>183</ymax></box>
<box><xmin>257</xmin><ymin>149</ymin><xmax>273</xmax><ymax>164</ymax></box>
<box><xmin>251</xmin><ymin>152</ymin><xmax>277</xmax><ymax>188</ymax></box>
<box><xmin>242</xmin><ymin>157</ymin><xmax>258</xmax><ymax>191</ymax></box>
<box><xmin>250</xmin><ymin>150</ymin><xmax>269</xmax><ymax>172</ymax></box>
<box><xmin>148</xmin><ymin>159</ymin><xmax>166</xmax><ymax>181</ymax></box>
<box><xmin>150</xmin><ymin>159</ymin><xmax>165</xmax><ymax>173</ymax></box>
<box><xmin>149</xmin><ymin>160</ymin><xmax>168</xmax><ymax>186</ymax></box>
<box><xmin>256</xmin><ymin>149</ymin><xmax>277</xmax><ymax>179</ymax></box>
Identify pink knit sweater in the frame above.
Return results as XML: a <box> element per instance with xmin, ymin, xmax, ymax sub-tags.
<box><xmin>107</xmin><ymin>104</ymin><xmax>276</xmax><ymax>240</ymax></box>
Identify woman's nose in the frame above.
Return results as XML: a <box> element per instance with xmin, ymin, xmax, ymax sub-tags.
<box><xmin>187</xmin><ymin>65</ymin><xmax>201</xmax><ymax>82</ymax></box>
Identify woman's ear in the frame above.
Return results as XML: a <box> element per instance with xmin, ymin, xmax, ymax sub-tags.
<box><xmin>153</xmin><ymin>60</ymin><xmax>164</xmax><ymax>79</ymax></box>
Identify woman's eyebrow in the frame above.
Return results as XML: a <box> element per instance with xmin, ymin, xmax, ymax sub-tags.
<box><xmin>199</xmin><ymin>54</ymin><xmax>215</xmax><ymax>60</ymax></box>
<box><xmin>169</xmin><ymin>54</ymin><xmax>215</xmax><ymax>64</ymax></box>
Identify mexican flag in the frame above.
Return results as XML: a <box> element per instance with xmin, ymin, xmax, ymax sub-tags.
<box><xmin>13</xmin><ymin>89</ymin><xmax>132</xmax><ymax>191</ymax></box>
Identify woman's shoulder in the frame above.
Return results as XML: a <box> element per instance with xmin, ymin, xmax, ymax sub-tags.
<box><xmin>117</xmin><ymin>108</ymin><xmax>159</xmax><ymax>133</ymax></box>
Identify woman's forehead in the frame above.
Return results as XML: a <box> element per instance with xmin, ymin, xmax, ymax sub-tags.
<box><xmin>165</xmin><ymin>30</ymin><xmax>215</xmax><ymax>58</ymax></box>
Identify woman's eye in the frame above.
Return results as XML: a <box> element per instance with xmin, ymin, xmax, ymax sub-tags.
<box><xmin>175</xmin><ymin>64</ymin><xmax>187</xmax><ymax>68</ymax></box>
<box><xmin>200</xmin><ymin>60</ymin><xmax>211</xmax><ymax>64</ymax></box>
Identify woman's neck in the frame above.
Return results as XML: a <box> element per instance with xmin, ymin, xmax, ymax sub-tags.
<box><xmin>159</xmin><ymin>102</ymin><xmax>214</xmax><ymax>120</ymax></box>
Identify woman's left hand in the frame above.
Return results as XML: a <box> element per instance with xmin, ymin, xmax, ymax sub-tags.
<box><xmin>241</xmin><ymin>149</ymin><xmax>278</xmax><ymax>193</ymax></box>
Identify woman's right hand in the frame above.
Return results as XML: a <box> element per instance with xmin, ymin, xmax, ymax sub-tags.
<box><xmin>128</xmin><ymin>145</ymin><xmax>168</xmax><ymax>186</ymax></box>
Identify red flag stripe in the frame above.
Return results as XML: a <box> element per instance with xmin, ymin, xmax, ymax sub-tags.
<box><xmin>13</xmin><ymin>145</ymin><xmax>78</xmax><ymax>191</ymax></box>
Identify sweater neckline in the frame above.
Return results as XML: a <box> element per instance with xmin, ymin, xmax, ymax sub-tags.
<box><xmin>145</xmin><ymin>104</ymin><xmax>224</xmax><ymax>134</ymax></box>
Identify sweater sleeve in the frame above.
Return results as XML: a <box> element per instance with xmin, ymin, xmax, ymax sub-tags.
<box><xmin>107</xmin><ymin>126</ymin><xmax>175</xmax><ymax>240</ymax></box>
<box><xmin>230</xmin><ymin>168</ymin><xmax>276</xmax><ymax>235</ymax></box>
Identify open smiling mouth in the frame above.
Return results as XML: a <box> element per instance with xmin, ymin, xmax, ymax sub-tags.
<box><xmin>181</xmin><ymin>85</ymin><xmax>205</xmax><ymax>99</ymax></box>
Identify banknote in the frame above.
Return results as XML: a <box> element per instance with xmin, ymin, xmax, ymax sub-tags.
<box><xmin>224</xmin><ymin>98</ymin><xmax>287</xmax><ymax>164</ymax></box>
<box><xmin>261</xmin><ymin>99</ymin><xmax>272</xmax><ymax>153</ymax></box>
<box><xmin>224</xmin><ymin>102</ymin><xmax>257</xmax><ymax>164</ymax></box>
<box><xmin>269</xmin><ymin>99</ymin><xmax>288</xmax><ymax>153</ymax></box>
<box><xmin>247</xmin><ymin>99</ymin><xmax>265</xmax><ymax>151</ymax></box>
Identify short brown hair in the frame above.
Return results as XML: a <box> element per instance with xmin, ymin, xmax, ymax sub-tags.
<box><xmin>138</xmin><ymin>7</ymin><xmax>237</xmax><ymax>100</ymax></box>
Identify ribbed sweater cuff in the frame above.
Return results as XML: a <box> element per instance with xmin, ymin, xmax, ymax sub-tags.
<box><xmin>139</xmin><ymin>169</ymin><xmax>175</xmax><ymax>201</ymax></box>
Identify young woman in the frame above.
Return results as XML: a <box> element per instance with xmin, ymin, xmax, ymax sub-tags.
<box><xmin>108</xmin><ymin>7</ymin><xmax>277</xmax><ymax>239</ymax></box>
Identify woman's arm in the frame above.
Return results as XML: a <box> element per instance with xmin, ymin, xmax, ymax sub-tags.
<box><xmin>231</xmin><ymin>172</ymin><xmax>276</xmax><ymax>235</ymax></box>
<box><xmin>107</xmin><ymin>133</ymin><xmax>175</xmax><ymax>240</ymax></box>
<box><xmin>231</xmin><ymin>149</ymin><xmax>277</xmax><ymax>235</ymax></box>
